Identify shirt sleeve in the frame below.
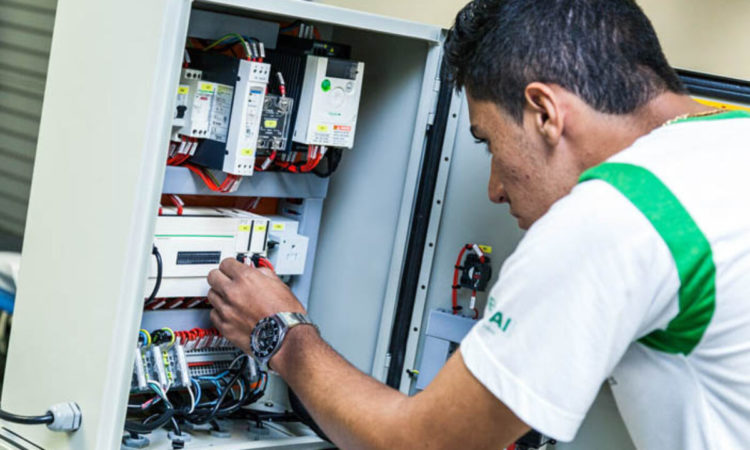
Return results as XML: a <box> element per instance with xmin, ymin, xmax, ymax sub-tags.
<box><xmin>460</xmin><ymin>180</ymin><xmax>680</xmax><ymax>442</ymax></box>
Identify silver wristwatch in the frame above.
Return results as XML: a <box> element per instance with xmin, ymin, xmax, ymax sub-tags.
<box><xmin>250</xmin><ymin>312</ymin><xmax>318</xmax><ymax>369</ymax></box>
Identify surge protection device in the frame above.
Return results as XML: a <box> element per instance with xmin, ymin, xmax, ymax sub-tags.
<box><xmin>293</xmin><ymin>56</ymin><xmax>364</xmax><ymax>148</ymax></box>
<box><xmin>187</xmin><ymin>51</ymin><xmax>271</xmax><ymax>176</ymax></box>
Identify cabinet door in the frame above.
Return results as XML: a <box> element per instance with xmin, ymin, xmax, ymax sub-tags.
<box><xmin>0</xmin><ymin>0</ymin><xmax>191</xmax><ymax>448</ymax></box>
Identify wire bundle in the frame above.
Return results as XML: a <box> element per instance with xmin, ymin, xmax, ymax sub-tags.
<box><xmin>127</xmin><ymin>337</ymin><xmax>267</xmax><ymax>441</ymax></box>
<box><xmin>183</xmin><ymin>164</ymin><xmax>243</xmax><ymax>193</ymax></box>
<box><xmin>452</xmin><ymin>244</ymin><xmax>487</xmax><ymax>319</ymax></box>
<box><xmin>167</xmin><ymin>137</ymin><xmax>198</xmax><ymax>166</ymax></box>
<box><xmin>274</xmin><ymin>145</ymin><xmax>327</xmax><ymax>173</ymax></box>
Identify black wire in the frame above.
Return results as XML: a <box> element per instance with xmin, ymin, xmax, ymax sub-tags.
<box><xmin>147</xmin><ymin>245</ymin><xmax>162</xmax><ymax>302</ymax></box>
<box><xmin>170</xmin><ymin>417</ymin><xmax>182</xmax><ymax>436</ymax></box>
<box><xmin>187</xmin><ymin>357</ymin><xmax>249</xmax><ymax>424</ymax></box>
<box><xmin>0</xmin><ymin>409</ymin><xmax>53</xmax><ymax>425</ymax></box>
<box><xmin>313</xmin><ymin>147</ymin><xmax>343</xmax><ymax>178</ymax></box>
<box><xmin>124</xmin><ymin>400</ymin><xmax>174</xmax><ymax>435</ymax></box>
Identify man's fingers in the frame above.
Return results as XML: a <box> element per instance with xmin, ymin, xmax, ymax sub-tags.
<box><xmin>219</xmin><ymin>257</ymin><xmax>248</xmax><ymax>279</ymax></box>
<box><xmin>210</xmin><ymin>308</ymin><xmax>226</xmax><ymax>330</ymax></box>
<box><xmin>207</xmin><ymin>268</ymin><xmax>231</xmax><ymax>295</ymax></box>
<box><xmin>255</xmin><ymin>267</ymin><xmax>278</xmax><ymax>279</ymax></box>
<box><xmin>207</xmin><ymin>289</ymin><xmax>228</xmax><ymax>309</ymax></box>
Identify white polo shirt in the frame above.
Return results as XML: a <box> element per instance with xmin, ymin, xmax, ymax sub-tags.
<box><xmin>460</xmin><ymin>111</ymin><xmax>750</xmax><ymax>448</ymax></box>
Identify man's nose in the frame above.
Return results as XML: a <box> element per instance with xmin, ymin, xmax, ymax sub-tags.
<box><xmin>488</xmin><ymin>180</ymin><xmax>507</xmax><ymax>204</ymax></box>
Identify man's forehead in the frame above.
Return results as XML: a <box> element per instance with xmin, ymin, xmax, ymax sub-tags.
<box><xmin>466</xmin><ymin>96</ymin><xmax>486</xmax><ymax>122</ymax></box>
<box><xmin>467</xmin><ymin>97</ymin><xmax>502</xmax><ymax>135</ymax></box>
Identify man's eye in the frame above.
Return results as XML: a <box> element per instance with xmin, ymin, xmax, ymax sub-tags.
<box><xmin>473</xmin><ymin>138</ymin><xmax>487</xmax><ymax>145</ymax></box>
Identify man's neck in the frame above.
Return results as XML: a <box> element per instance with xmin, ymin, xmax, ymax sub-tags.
<box><xmin>578</xmin><ymin>92</ymin><xmax>715</xmax><ymax>168</ymax></box>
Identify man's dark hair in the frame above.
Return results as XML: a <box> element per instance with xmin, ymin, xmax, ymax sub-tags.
<box><xmin>444</xmin><ymin>0</ymin><xmax>686</xmax><ymax>122</ymax></box>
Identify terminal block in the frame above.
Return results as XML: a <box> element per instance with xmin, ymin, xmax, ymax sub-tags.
<box><xmin>131</xmin><ymin>328</ymin><xmax>243</xmax><ymax>394</ymax></box>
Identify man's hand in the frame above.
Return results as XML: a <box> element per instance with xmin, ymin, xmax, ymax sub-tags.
<box><xmin>206</xmin><ymin>258</ymin><xmax>305</xmax><ymax>353</ymax></box>
<box><xmin>205</xmin><ymin>258</ymin><xmax>529</xmax><ymax>448</ymax></box>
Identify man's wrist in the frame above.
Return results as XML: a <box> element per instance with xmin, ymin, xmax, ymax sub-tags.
<box><xmin>268</xmin><ymin>323</ymin><xmax>319</xmax><ymax>375</ymax></box>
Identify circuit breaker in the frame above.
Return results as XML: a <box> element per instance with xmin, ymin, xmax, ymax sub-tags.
<box><xmin>293</xmin><ymin>56</ymin><xmax>364</xmax><ymax>148</ymax></box>
<box><xmin>173</xmin><ymin>69</ymin><xmax>214</xmax><ymax>139</ymax></box>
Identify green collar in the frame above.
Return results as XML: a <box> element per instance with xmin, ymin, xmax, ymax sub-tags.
<box><xmin>670</xmin><ymin>109</ymin><xmax>750</xmax><ymax>125</ymax></box>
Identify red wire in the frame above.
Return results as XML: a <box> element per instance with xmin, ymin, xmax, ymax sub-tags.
<box><xmin>452</xmin><ymin>245</ymin><xmax>470</xmax><ymax>314</ymax></box>
<box><xmin>167</xmin><ymin>138</ymin><xmax>193</xmax><ymax>166</ymax></box>
<box><xmin>184</xmin><ymin>164</ymin><xmax>239</xmax><ymax>193</ymax></box>
<box><xmin>257</xmin><ymin>257</ymin><xmax>275</xmax><ymax>272</ymax></box>
<box><xmin>255</xmin><ymin>150</ymin><xmax>278</xmax><ymax>172</ymax></box>
<box><xmin>185</xmin><ymin>164</ymin><xmax>221</xmax><ymax>191</ymax></box>
<box><xmin>275</xmin><ymin>146</ymin><xmax>324</xmax><ymax>173</ymax></box>
<box><xmin>218</xmin><ymin>174</ymin><xmax>238</xmax><ymax>192</ymax></box>
<box><xmin>168</xmin><ymin>195</ymin><xmax>183</xmax><ymax>215</ymax></box>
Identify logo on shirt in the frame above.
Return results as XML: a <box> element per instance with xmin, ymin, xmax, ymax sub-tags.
<box><xmin>488</xmin><ymin>311</ymin><xmax>512</xmax><ymax>333</ymax></box>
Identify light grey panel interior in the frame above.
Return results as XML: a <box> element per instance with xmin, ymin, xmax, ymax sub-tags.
<box><xmin>0</xmin><ymin>0</ymin><xmax>57</xmax><ymax>238</ymax></box>
<box><xmin>414</xmin><ymin>97</ymin><xmax>523</xmax><ymax>351</ymax></box>
<box><xmin>307</xmin><ymin>28</ymin><xmax>430</xmax><ymax>373</ymax></box>
<box><xmin>556</xmin><ymin>385</ymin><xmax>636</xmax><ymax>450</ymax></box>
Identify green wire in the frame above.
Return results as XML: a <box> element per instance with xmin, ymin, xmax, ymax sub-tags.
<box><xmin>203</xmin><ymin>33</ymin><xmax>251</xmax><ymax>58</ymax></box>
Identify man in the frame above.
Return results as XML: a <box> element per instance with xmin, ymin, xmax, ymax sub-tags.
<box><xmin>207</xmin><ymin>0</ymin><xmax>750</xmax><ymax>448</ymax></box>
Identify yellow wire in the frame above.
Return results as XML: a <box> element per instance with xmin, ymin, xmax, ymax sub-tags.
<box><xmin>161</xmin><ymin>327</ymin><xmax>176</xmax><ymax>347</ymax></box>
<box><xmin>140</xmin><ymin>329</ymin><xmax>151</xmax><ymax>346</ymax></box>
<box><xmin>203</xmin><ymin>33</ymin><xmax>251</xmax><ymax>58</ymax></box>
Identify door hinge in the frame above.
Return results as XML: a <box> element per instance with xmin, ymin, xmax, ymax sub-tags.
<box><xmin>427</xmin><ymin>112</ymin><xmax>436</xmax><ymax>127</ymax></box>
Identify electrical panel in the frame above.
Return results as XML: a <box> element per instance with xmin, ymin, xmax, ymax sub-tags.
<box><xmin>137</xmin><ymin>21</ymin><xmax>369</xmax><ymax>444</ymax></box>
<box><xmin>293</xmin><ymin>56</ymin><xmax>365</xmax><ymax>148</ymax></box>
<box><xmin>137</xmin><ymin>24</ymin><xmax>368</xmax><ymax>447</ymax></box>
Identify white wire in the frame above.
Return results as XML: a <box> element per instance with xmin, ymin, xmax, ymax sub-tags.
<box><xmin>186</xmin><ymin>384</ymin><xmax>196</xmax><ymax>414</ymax></box>
<box><xmin>228</xmin><ymin>353</ymin><xmax>249</xmax><ymax>370</ymax></box>
<box><xmin>147</xmin><ymin>381</ymin><xmax>167</xmax><ymax>401</ymax></box>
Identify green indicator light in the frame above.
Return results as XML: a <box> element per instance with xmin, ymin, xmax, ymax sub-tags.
<box><xmin>321</xmin><ymin>79</ymin><xmax>331</xmax><ymax>92</ymax></box>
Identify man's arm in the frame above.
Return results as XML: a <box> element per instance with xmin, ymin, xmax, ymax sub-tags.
<box><xmin>207</xmin><ymin>258</ymin><xmax>529</xmax><ymax>449</ymax></box>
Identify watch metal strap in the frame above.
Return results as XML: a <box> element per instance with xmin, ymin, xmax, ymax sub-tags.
<box><xmin>277</xmin><ymin>312</ymin><xmax>318</xmax><ymax>332</ymax></box>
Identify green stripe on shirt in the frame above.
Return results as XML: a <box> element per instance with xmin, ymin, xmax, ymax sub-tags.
<box><xmin>579</xmin><ymin>163</ymin><xmax>716</xmax><ymax>355</ymax></box>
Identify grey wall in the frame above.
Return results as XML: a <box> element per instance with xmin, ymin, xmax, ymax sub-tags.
<box><xmin>0</xmin><ymin>0</ymin><xmax>57</xmax><ymax>244</ymax></box>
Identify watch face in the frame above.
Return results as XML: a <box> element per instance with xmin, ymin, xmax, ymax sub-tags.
<box><xmin>252</xmin><ymin>317</ymin><xmax>281</xmax><ymax>359</ymax></box>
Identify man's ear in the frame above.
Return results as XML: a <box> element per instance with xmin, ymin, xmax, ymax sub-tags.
<box><xmin>524</xmin><ymin>82</ymin><xmax>563</xmax><ymax>147</ymax></box>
